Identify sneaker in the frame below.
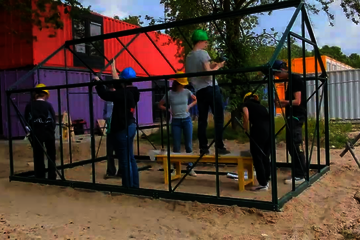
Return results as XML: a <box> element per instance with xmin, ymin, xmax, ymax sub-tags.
<box><xmin>104</xmin><ymin>174</ymin><xmax>117</xmax><ymax>179</ymax></box>
<box><xmin>217</xmin><ymin>148</ymin><xmax>231</xmax><ymax>155</ymax></box>
<box><xmin>187</xmin><ymin>163</ymin><xmax>197</xmax><ymax>177</ymax></box>
<box><xmin>200</xmin><ymin>148</ymin><xmax>210</xmax><ymax>155</ymax></box>
<box><xmin>187</xmin><ymin>168</ymin><xmax>197</xmax><ymax>177</ymax></box>
<box><xmin>284</xmin><ymin>177</ymin><xmax>305</xmax><ymax>185</ymax></box>
<box><xmin>251</xmin><ymin>183</ymin><xmax>269</xmax><ymax>191</ymax></box>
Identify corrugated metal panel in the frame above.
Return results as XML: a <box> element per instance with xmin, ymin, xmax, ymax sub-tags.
<box><xmin>32</xmin><ymin>5</ymin><xmax>73</xmax><ymax>68</ymax></box>
<box><xmin>0</xmin><ymin>10</ymin><xmax>33</xmax><ymax>69</ymax></box>
<box><xmin>103</xmin><ymin>17</ymin><xmax>183</xmax><ymax>76</ymax></box>
<box><xmin>306</xmin><ymin>69</ymin><xmax>360</xmax><ymax>120</ymax></box>
<box><xmin>37</xmin><ymin>69</ymin><xmax>154</xmax><ymax>127</ymax></box>
<box><xmin>133</xmin><ymin>81</ymin><xmax>153</xmax><ymax>125</ymax></box>
<box><xmin>1</xmin><ymin>69</ymin><xmax>155</xmax><ymax>138</ymax></box>
<box><xmin>306</xmin><ymin>79</ymin><xmax>324</xmax><ymax>119</ymax></box>
<box><xmin>0</xmin><ymin>69</ymin><xmax>34</xmax><ymax>138</ymax></box>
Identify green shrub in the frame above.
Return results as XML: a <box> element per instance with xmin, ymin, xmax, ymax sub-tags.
<box><xmin>145</xmin><ymin>113</ymin><xmax>352</xmax><ymax>149</ymax></box>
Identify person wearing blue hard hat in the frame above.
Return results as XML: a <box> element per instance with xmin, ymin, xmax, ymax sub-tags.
<box><xmin>93</xmin><ymin>59</ymin><xmax>140</xmax><ymax>188</ymax></box>
<box><xmin>271</xmin><ymin>60</ymin><xmax>307</xmax><ymax>185</ymax></box>
<box><xmin>120</xmin><ymin>67</ymin><xmax>136</xmax><ymax>79</ymax></box>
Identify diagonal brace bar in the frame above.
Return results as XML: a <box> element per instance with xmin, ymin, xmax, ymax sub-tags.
<box><xmin>8</xmin><ymin>44</ymin><xmax>65</xmax><ymax>91</ymax></box>
<box><xmin>144</xmin><ymin>32</ymin><xmax>177</xmax><ymax>73</ymax></box>
<box><xmin>98</xmin><ymin>34</ymin><xmax>140</xmax><ymax>76</ymax></box>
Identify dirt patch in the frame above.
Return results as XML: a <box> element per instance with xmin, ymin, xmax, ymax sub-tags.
<box><xmin>1</xmin><ymin>137</ymin><xmax>360</xmax><ymax>239</ymax></box>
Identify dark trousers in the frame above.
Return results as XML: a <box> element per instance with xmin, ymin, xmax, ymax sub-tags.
<box><xmin>286</xmin><ymin>116</ymin><xmax>306</xmax><ymax>178</ymax></box>
<box><xmin>250</xmin><ymin>128</ymin><xmax>271</xmax><ymax>186</ymax></box>
<box><xmin>32</xmin><ymin>131</ymin><xmax>56</xmax><ymax>180</ymax></box>
<box><xmin>196</xmin><ymin>86</ymin><xmax>225</xmax><ymax>149</ymax></box>
<box><xmin>106</xmin><ymin>133</ymin><xmax>118</xmax><ymax>176</ymax></box>
<box><xmin>112</xmin><ymin>123</ymin><xmax>139</xmax><ymax>188</ymax></box>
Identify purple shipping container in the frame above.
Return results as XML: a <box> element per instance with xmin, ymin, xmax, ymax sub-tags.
<box><xmin>1</xmin><ymin>69</ymin><xmax>154</xmax><ymax>138</ymax></box>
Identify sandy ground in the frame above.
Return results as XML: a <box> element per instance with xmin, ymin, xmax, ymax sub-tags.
<box><xmin>1</xmin><ymin>135</ymin><xmax>360</xmax><ymax>239</ymax></box>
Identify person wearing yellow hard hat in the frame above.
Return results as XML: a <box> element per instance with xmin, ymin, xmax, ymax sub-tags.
<box><xmin>242</xmin><ymin>92</ymin><xmax>271</xmax><ymax>191</ymax></box>
<box><xmin>158</xmin><ymin>71</ymin><xmax>198</xmax><ymax>176</ymax></box>
<box><xmin>25</xmin><ymin>83</ymin><xmax>57</xmax><ymax>180</ymax></box>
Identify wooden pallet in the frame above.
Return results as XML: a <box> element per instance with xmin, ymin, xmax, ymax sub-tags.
<box><xmin>55</xmin><ymin>111</ymin><xmax>75</xmax><ymax>142</ymax></box>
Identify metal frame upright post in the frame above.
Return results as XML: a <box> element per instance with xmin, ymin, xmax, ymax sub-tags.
<box><xmin>301</xmin><ymin>9</ymin><xmax>310</xmax><ymax>182</ymax></box>
<box><xmin>57</xmin><ymin>88</ymin><xmax>65</xmax><ymax>178</ymax></box>
<box><xmin>314</xmin><ymin>50</ymin><xmax>321</xmax><ymax>172</ymax></box>
<box><xmin>287</xmin><ymin>36</ymin><xmax>295</xmax><ymax>192</ymax></box>
<box><xmin>7</xmin><ymin>93</ymin><xmax>14</xmax><ymax>177</ymax></box>
<box><xmin>64</xmin><ymin>47</ymin><xmax>73</xmax><ymax>165</ymax></box>
<box><xmin>268</xmin><ymin>67</ymin><xmax>278</xmax><ymax>209</ymax></box>
<box><xmin>212</xmin><ymin>73</ymin><xmax>220</xmax><ymax>198</ymax></box>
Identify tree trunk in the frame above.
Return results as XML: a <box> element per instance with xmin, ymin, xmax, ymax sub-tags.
<box><xmin>231</xmin><ymin>108</ymin><xmax>243</xmax><ymax>130</ymax></box>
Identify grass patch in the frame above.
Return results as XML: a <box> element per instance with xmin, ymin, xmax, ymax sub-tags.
<box><xmin>146</xmin><ymin>114</ymin><xmax>352</xmax><ymax>149</ymax></box>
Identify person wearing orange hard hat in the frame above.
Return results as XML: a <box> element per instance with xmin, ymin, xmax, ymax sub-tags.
<box><xmin>158</xmin><ymin>71</ymin><xmax>198</xmax><ymax>176</ymax></box>
<box><xmin>25</xmin><ymin>83</ymin><xmax>57</xmax><ymax>180</ymax></box>
<box><xmin>242</xmin><ymin>92</ymin><xmax>271</xmax><ymax>191</ymax></box>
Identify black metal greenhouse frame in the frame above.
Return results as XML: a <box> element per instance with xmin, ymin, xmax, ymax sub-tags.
<box><xmin>6</xmin><ymin>0</ymin><xmax>330</xmax><ymax>211</ymax></box>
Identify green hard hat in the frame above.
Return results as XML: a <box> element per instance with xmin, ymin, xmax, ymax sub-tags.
<box><xmin>191</xmin><ymin>29</ymin><xmax>209</xmax><ymax>42</ymax></box>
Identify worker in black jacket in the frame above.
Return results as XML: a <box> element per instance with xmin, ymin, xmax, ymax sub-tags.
<box><xmin>24</xmin><ymin>83</ymin><xmax>57</xmax><ymax>180</ymax></box>
<box><xmin>242</xmin><ymin>92</ymin><xmax>271</xmax><ymax>191</ymax></box>
<box><xmin>111</xmin><ymin>58</ymin><xmax>140</xmax><ymax>103</ymax></box>
<box><xmin>272</xmin><ymin>60</ymin><xmax>306</xmax><ymax>185</ymax></box>
<box><xmin>93</xmin><ymin>75</ymin><xmax>139</xmax><ymax>188</ymax></box>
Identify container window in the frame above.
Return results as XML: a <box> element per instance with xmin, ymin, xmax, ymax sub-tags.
<box><xmin>72</xmin><ymin>14</ymin><xmax>104</xmax><ymax>70</ymax></box>
<box><xmin>73</xmin><ymin>19</ymin><xmax>86</xmax><ymax>53</ymax></box>
<box><xmin>89</xmin><ymin>22</ymin><xmax>103</xmax><ymax>57</ymax></box>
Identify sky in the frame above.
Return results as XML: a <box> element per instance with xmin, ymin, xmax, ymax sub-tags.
<box><xmin>80</xmin><ymin>0</ymin><xmax>359</xmax><ymax>56</ymax></box>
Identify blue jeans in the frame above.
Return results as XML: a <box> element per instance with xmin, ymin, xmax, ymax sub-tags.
<box><xmin>112</xmin><ymin>123</ymin><xmax>139</xmax><ymax>188</ymax></box>
<box><xmin>171</xmin><ymin>117</ymin><xmax>193</xmax><ymax>153</ymax></box>
<box><xmin>196</xmin><ymin>86</ymin><xmax>225</xmax><ymax>149</ymax></box>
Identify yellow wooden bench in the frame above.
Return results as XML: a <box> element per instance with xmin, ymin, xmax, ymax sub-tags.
<box><xmin>156</xmin><ymin>152</ymin><xmax>254</xmax><ymax>191</ymax></box>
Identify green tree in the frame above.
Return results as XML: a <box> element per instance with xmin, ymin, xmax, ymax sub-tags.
<box><xmin>1</xmin><ymin>0</ymin><xmax>91</xmax><ymax>38</ymax></box>
<box><xmin>348</xmin><ymin>53</ymin><xmax>360</xmax><ymax>68</ymax></box>
<box><xmin>158</xmin><ymin>0</ymin><xmax>360</xmax><ymax>129</ymax></box>
<box><xmin>115</xmin><ymin>15</ymin><xmax>144</xmax><ymax>27</ymax></box>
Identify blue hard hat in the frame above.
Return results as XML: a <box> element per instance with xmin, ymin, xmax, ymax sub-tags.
<box><xmin>120</xmin><ymin>67</ymin><xmax>136</xmax><ymax>79</ymax></box>
<box><xmin>273</xmin><ymin>60</ymin><xmax>287</xmax><ymax>70</ymax></box>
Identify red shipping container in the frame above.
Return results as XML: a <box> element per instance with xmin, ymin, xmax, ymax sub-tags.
<box><xmin>0</xmin><ymin>2</ymin><xmax>183</xmax><ymax>75</ymax></box>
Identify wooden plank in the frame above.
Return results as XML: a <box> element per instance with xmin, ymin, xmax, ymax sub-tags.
<box><xmin>156</xmin><ymin>153</ymin><xmax>254</xmax><ymax>191</ymax></box>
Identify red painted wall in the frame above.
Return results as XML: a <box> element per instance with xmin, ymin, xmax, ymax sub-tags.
<box><xmin>32</xmin><ymin>4</ymin><xmax>74</xmax><ymax>68</ymax></box>
<box><xmin>0</xmin><ymin>9</ymin><xmax>33</xmax><ymax>69</ymax></box>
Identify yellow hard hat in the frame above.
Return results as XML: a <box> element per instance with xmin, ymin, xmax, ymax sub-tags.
<box><xmin>35</xmin><ymin>83</ymin><xmax>50</xmax><ymax>96</ymax></box>
<box><xmin>173</xmin><ymin>71</ymin><xmax>188</xmax><ymax>85</ymax></box>
<box><xmin>243</xmin><ymin>92</ymin><xmax>258</xmax><ymax>101</ymax></box>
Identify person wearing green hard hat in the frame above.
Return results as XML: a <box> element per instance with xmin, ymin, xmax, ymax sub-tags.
<box><xmin>185</xmin><ymin>29</ymin><xmax>229</xmax><ymax>156</ymax></box>
<box><xmin>271</xmin><ymin>60</ymin><xmax>306</xmax><ymax>185</ymax></box>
